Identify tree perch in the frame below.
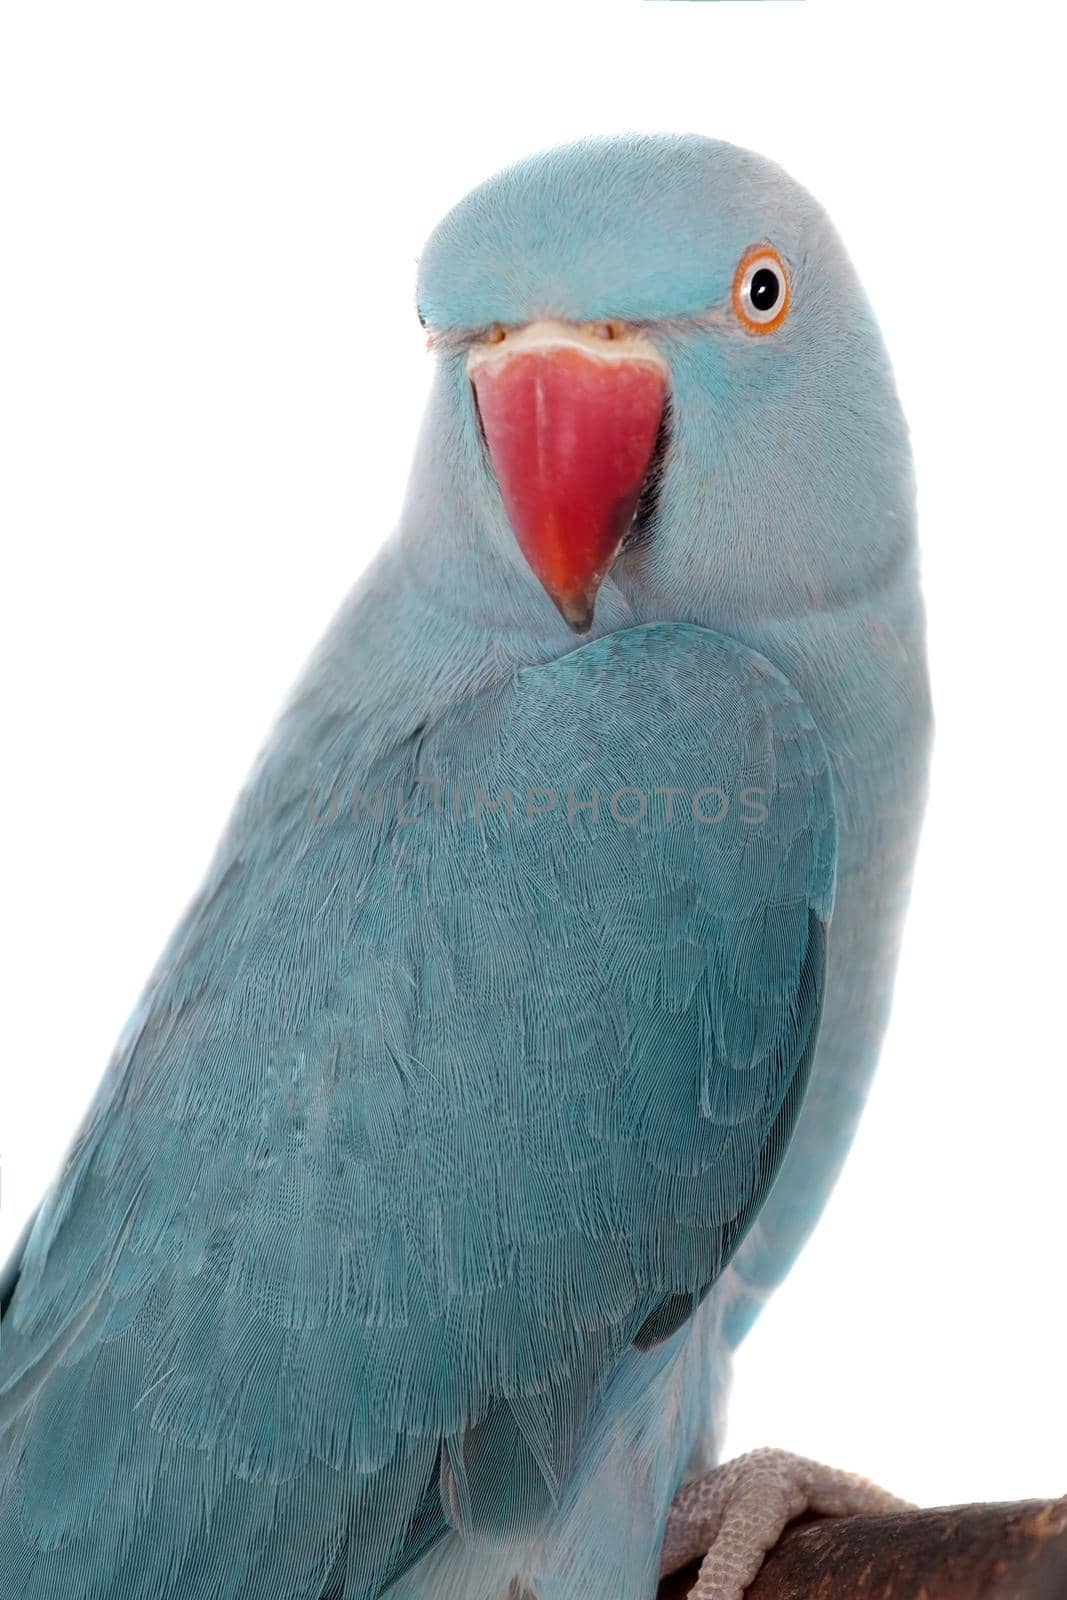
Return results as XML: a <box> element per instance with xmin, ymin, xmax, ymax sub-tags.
<box><xmin>657</xmin><ymin>1496</ymin><xmax>1067</xmax><ymax>1599</ymax></box>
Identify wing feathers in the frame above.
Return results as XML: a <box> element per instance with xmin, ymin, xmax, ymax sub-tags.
<box><xmin>0</xmin><ymin>622</ymin><xmax>835</xmax><ymax>1598</ymax></box>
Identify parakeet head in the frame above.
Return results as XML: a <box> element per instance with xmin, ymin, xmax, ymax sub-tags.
<box><xmin>415</xmin><ymin>133</ymin><xmax>913</xmax><ymax>636</ymax></box>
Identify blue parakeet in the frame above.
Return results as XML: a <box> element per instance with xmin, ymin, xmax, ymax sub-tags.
<box><xmin>0</xmin><ymin>134</ymin><xmax>930</xmax><ymax>1600</ymax></box>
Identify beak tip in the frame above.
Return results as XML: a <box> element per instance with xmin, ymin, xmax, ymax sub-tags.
<box><xmin>558</xmin><ymin>596</ymin><xmax>596</xmax><ymax>634</ymax></box>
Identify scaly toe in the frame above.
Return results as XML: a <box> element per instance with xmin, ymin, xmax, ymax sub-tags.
<box><xmin>659</xmin><ymin>1445</ymin><xmax>912</xmax><ymax>1600</ymax></box>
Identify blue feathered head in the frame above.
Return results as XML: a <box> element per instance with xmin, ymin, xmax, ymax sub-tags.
<box><xmin>413</xmin><ymin>134</ymin><xmax>913</xmax><ymax>636</ymax></box>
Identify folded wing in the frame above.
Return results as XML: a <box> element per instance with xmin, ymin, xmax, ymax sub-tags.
<box><xmin>0</xmin><ymin>622</ymin><xmax>835</xmax><ymax>1600</ymax></box>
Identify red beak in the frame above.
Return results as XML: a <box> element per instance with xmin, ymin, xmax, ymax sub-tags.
<box><xmin>469</xmin><ymin>324</ymin><xmax>668</xmax><ymax>631</ymax></box>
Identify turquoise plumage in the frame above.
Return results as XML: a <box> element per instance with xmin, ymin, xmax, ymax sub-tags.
<box><xmin>0</xmin><ymin>135</ymin><xmax>930</xmax><ymax>1600</ymax></box>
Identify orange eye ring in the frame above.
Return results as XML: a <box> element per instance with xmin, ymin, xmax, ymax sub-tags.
<box><xmin>732</xmin><ymin>247</ymin><xmax>791</xmax><ymax>335</ymax></box>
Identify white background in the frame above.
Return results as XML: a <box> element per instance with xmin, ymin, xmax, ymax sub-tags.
<box><xmin>2</xmin><ymin>0</ymin><xmax>1064</xmax><ymax>1513</ymax></box>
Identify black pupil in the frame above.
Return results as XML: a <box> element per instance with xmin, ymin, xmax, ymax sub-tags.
<box><xmin>750</xmin><ymin>267</ymin><xmax>780</xmax><ymax>312</ymax></box>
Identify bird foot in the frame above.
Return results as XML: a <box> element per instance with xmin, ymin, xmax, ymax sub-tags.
<box><xmin>658</xmin><ymin>1446</ymin><xmax>912</xmax><ymax>1599</ymax></box>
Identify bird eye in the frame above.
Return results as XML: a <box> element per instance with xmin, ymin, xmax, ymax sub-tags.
<box><xmin>732</xmin><ymin>248</ymin><xmax>790</xmax><ymax>334</ymax></box>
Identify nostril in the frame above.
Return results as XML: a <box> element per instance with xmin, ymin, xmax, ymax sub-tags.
<box><xmin>487</xmin><ymin>325</ymin><xmax>507</xmax><ymax>344</ymax></box>
<box><xmin>591</xmin><ymin>321</ymin><xmax>618</xmax><ymax>341</ymax></box>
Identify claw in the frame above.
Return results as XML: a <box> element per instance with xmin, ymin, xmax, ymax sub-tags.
<box><xmin>659</xmin><ymin>1447</ymin><xmax>912</xmax><ymax>1600</ymax></box>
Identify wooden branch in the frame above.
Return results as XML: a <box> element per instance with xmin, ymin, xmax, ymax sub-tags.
<box><xmin>657</xmin><ymin>1496</ymin><xmax>1067</xmax><ymax>1599</ymax></box>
